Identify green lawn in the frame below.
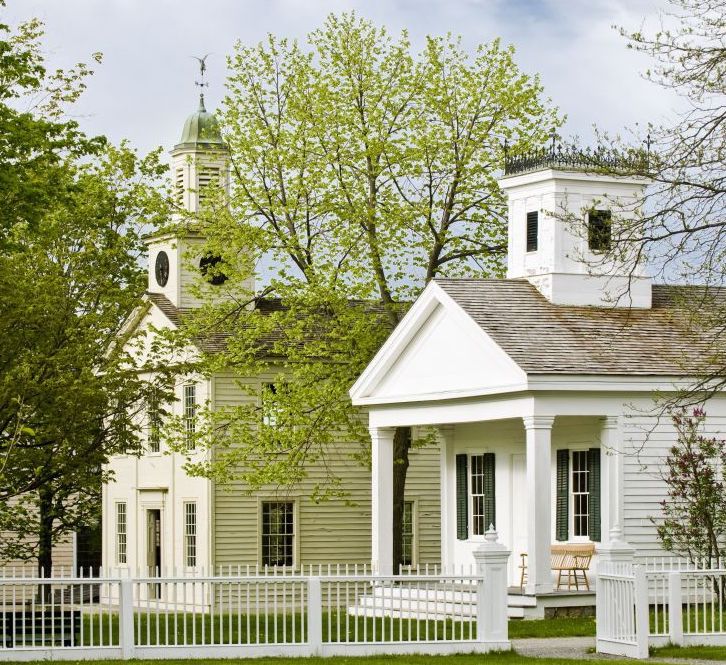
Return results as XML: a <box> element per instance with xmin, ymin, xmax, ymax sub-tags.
<box><xmin>652</xmin><ymin>644</ymin><xmax>726</xmax><ymax>660</ymax></box>
<box><xmin>53</xmin><ymin>613</ymin><xmax>594</xmax><ymax>647</ymax></box>
<box><xmin>0</xmin><ymin>656</ymin><xmax>685</xmax><ymax>665</ymax></box>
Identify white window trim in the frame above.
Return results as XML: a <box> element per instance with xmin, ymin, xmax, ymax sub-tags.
<box><xmin>147</xmin><ymin>391</ymin><xmax>161</xmax><ymax>455</ymax></box>
<box><xmin>569</xmin><ymin>447</ymin><xmax>592</xmax><ymax>543</ymax></box>
<box><xmin>257</xmin><ymin>499</ymin><xmax>298</xmax><ymax>570</ymax></box>
<box><xmin>115</xmin><ymin>502</ymin><xmax>127</xmax><ymax>566</ymax></box>
<box><xmin>183</xmin><ymin>501</ymin><xmax>197</xmax><ymax>569</ymax></box>
<box><xmin>401</xmin><ymin>498</ymin><xmax>418</xmax><ymax>568</ymax></box>
<box><xmin>183</xmin><ymin>383</ymin><xmax>197</xmax><ymax>451</ymax></box>
<box><xmin>465</xmin><ymin>450</ymin><xmax>493</xmax><ymax>541</ymax></box>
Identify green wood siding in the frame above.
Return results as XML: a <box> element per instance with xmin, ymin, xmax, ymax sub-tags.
<box><xmin>212</xmin><ymin>374</ymin><xmax>441</xmax><ymax>568</ymax></box>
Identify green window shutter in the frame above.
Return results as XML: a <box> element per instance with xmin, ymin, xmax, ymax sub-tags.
<box><xmin>455</xmin><ymin>454</ymin><xmax>468</xmax><ymax>540</ymax></box>
<box><xmin>556</xmin><ymin>449</ymin><xmax>569</xmax><ymax>542</ymax></box>
<box><xmin>483</xmin><ymin>453</ymin><xmax>496</xmax><ymax>530</ymax></box>
<box><xmin>588</xmin><ymin>448</ymin><xmax>602</xmax><ymax>542</ymax></box>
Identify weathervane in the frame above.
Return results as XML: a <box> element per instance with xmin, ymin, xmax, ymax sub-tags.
<box><xmin>191</xmin><ymin>54</ymin><xmax>211</xmax><ymax>103</ymax></box>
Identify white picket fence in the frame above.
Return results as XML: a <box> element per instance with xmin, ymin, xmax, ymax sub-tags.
<box><xmin>0</xmin><ymin>554</ymin><xmax>510</xmax><ymax>660</ymax></box>
<box><xmin>597</xmin><ymin>557</ymin><xmax>726</xmax><ymax>659</ymax></box>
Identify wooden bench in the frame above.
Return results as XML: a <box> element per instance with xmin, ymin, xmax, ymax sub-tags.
<box><xmin>518</xmin><ymin>543</ymin><xmax>595</xmax><ymax>591</ymax></box>
<box><xmin>2</xmin><ymin>609</ymin><xmax>81</xmax><ymax>648</ymax></box>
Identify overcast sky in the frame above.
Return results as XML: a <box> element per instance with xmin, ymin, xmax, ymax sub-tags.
<box><xmin>7</xmin><ymin>0</ymin><xmax>680</xmax><ymax>156</ymax></box>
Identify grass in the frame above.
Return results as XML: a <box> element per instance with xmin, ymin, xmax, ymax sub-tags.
<box><xmin>508</xmin><ymin>616</ymin><xmax>595</xmax><ymax>639</ymax></box>
<box><xmin>0</xmin><ymin>656</ymin><xmax>688</xmax><ymax>665</ymax></box>
<box><xmin>27</xmin><ymin>612</ymin><xmax>595</xmax><ymax>648</ymax></box>
<box><xmin>652</xmin><ymin>644</ymin><xmax>726</xmax><ymax>660</ymax></box>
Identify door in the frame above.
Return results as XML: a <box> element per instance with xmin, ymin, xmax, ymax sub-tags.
<box><xmin>510</xmin><ymin>454</ymin><xmax>528</xmax><ymax>586</ymax></box>
<box><xmin>146</xmin><ymin>509</ymin><xmax>162</xmax><ymax>598</ymax></box>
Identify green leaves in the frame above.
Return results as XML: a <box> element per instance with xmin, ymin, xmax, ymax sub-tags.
<box><xmin>0</xmin><ymin>8</ymin><xmax>173</xmax><ymax>568</ymax></box>
<box><xmin>186</xmin><ymin>12</ymin><xmax>560</xmax><ymax>498</ymax></box>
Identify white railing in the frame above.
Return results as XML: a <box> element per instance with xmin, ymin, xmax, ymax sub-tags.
<box><xmin>0</xmin><ymin>556</ymin><xmax>510</xmax><ymax>659</ymax></box>
<box><xmin>597</xmin><ymin>555</ymin><xmax>726</xmax><ymax>659</ymax></box>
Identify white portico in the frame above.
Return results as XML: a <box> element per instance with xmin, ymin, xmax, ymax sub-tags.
<box><xmin>351</xmin><ymin>155</ymin><xmax>724</xmax><ymax>606</ymax></box>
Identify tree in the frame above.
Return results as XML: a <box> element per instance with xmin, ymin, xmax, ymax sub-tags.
<box><xmin>570</xmin><ymin>0</ymin><xmax>726</xmax><ymax>389</ymax></box>
<box><xmin>656</xmin><ymin>408</ymin><xmax>726</xmax><ymax>566</ymax></box>
<box><xmin>0</xmin><ymin>5</ymin><xmax>172</xmax><ymax>575</ymax></box>
<box><xmin>178</xmin><ymin>13</ymin><xmax>559</xmax><ymax>570</ymax></box>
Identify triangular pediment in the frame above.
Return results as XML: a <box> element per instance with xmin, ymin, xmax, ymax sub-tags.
<box><xmin>351</xmin><ymin>282</ymin><xmax>526</xmax><ymax>404</ymax></box>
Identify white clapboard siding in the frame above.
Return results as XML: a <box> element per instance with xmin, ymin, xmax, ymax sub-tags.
<box><xmin>622</xmin><ymin>414</ymin><xmax>726</xmax><ymax>560</ymax></box>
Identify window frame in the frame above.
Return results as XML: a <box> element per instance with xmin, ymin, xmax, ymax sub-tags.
<box><xmin>259</xmin><ymin>500</ymin><xmax>296</xmax><ymax>569</ymax></box>
<box><xmin>469</xmin><ymin>453</ymin><xmax>489</xmax><ymax>537</ymax></box>
<box><xmin>526</xmin><ymin>211</ymin><xmax>539</xmax><ymax>253</ymax></box>
<box><xmin>401</xmin><ymin>499</ymin><xmax>417</xmax><ymax>568</ymax></box>
<box><xmin>183</xmin><ymin>384</ymin><xmax>197</xmax><ymax>451</ymax></box>
<box><xmin>587</xmin><ymin>209</ymin><xmax>612</xmax><ymax>253</ymax></box>
<box><xmin>115</xmin><ymin>502</ymin><xmax>127</xmax><ymax>566</ymax></box>
<box><xmin>261</xmin><ymin>382</ymin><xmax>280</xmax><ymax>429</ymax></box>
<box><xmin>147</xmin><ymin>390</ymin><xmax>161</xmax><ymax>454</ymax></box>
<box><xmin>183</xmin><ymin>501</ymin><xmax>197</xmax><ymax>568</ymax></box>
<box><xmin>570</xmin><ymin>448</ymin><xmax>591</xmax><ymax>542</ymax></box>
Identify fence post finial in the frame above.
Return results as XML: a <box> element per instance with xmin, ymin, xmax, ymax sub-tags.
<box><xmin>472</xmin><ymin>529</ymin><xmax>510</xmax><ymax>648</ymax></box>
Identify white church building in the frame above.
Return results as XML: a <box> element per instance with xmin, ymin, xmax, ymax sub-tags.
<box><xmin>351</xmin><ymin>153</ymin><xmax>726</xmax><ymax>609</ymax></box>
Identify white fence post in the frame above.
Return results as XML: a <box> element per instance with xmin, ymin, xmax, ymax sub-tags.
<box><xmin>118</xmin><ymin>578</ymin><xmax>135</xmax><ymax>660</ymax></box>
<box><xmin>472</xmin><ymin>527</ymin><xmax>511</xmax><ymax>647</ymax></box>
<box><xmin>307</xmin><ymin>576</ymin><xmax>323</xmax><ymax>656</ymax></box>
<box><xmin>634</xmin><ymin>565</ymin><xmax>650</xmax><ymax>659</ymax></box>
<box><xmin>669</xmin><ymin>571</ymin><xmax>684</xmax><ymax>646</ymax></box>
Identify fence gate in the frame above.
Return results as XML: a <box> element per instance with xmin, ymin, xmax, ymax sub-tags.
<box><xmin>596</xmin><ymin>563</ymin><xmax>649</xmax><ymax>659</ymax></box>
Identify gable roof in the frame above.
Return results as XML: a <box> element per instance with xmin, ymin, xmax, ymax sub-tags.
<box><xmin>435</xmin><ymin>279</ymin><xmax>723</xmax><ymax>376</ymax></box>
<box><xmin>146</xmin><ymin>291</ymin><xmax>286</xmax><ymax>355</ymax></box>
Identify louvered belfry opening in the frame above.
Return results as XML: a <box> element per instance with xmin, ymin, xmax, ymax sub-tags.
<box><xmin>526</xmin><ymin>211</ymin><xmax>538</xmax><ymax>252</ymax></box>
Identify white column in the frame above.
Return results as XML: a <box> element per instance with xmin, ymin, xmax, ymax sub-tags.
<box><xmin>370</xmin><ymin>426</ymin><xmax>395</xmax><ymax>575</ymax></box>
<box><xmin>600</xmin><ymin>415</ymin><xmax>625</xmax><ymax>544</ymax></box>
<box><xmin>438</xmin><ymin>426</ymin><xmax>456</xmax><ymax>568</ymax></box>
<box><xmin>523</xmin><ymin>415</ymin><xmax>554</xmax><ymax>595</ymax></box>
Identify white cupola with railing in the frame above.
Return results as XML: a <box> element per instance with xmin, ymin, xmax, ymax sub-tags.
<box><xmin>498</xmin><ymin>141</ymin><xmax>652</xmax><ymax>308</ymax></box>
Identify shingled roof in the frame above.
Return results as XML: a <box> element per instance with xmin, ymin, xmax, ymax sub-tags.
<box><xmin>435</xmin><ymin>279</ymin><xmax>723</xmax><ymax>376</ymax></box>
<box><xmin>146</xmin><ymin>291</ymin><xmax>287</xmax><ymax>355</ymax></box>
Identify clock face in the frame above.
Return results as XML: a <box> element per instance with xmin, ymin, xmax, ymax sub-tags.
<box><xmin>155</xmin><ymin>251</ymin><xmax>170</xmax><ymax>287</ymax></box>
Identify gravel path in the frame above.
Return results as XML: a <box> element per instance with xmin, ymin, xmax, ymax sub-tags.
<box><xmin>512</xmin><ymin>636</ymin><xmax>726</xmax><ymax>663</ymax></box>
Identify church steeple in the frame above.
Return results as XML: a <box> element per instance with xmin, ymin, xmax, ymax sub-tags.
<box><xmin>146</xmin><ymin>61</ymin><xmax>250</xmax><ymax>308</ymax></box>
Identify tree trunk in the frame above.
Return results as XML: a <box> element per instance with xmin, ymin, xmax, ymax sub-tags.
<box><xmin>392</xmin><ymin>426</ymin><xmax>411</xmax><ymax>574</ymax></box>
<box><xmin>38</xmin><ymin>487</ymin><xmax>54</xmax><ymax>580</ymax></box>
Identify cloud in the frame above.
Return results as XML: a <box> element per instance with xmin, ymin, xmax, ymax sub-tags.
<box><xmin>6</xmin><ymin>0</ymin><xmax>681</xmax><ymax>153</ymax></box>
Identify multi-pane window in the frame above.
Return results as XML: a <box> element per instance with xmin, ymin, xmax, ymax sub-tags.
<box><xmin>526</xmin><ymin>211</ymin><xmax>539</xmax><ymax>252</ymax></box>
<box><xmin>261</xmin><ymin>502</ymin><xmax>294</xmax><ymax>567</ymax></box>
<box><xmin>588</xmin><ymin>209</ymin><xmax>612</xmax><ymax>252</ymax></box>
<box><xmin>184</xmin><ymin>502</ymin><xmax>197</xmax><ymax>567</ymax></box>
<box><xmin>148</xmin><ymin>390</ymin><xmax>161</xmax><ymax>453</ymax></box>
<box><xmin>116</xmin><ymin>502</ymin><xmax>127</xmax><ymax>565</ymax></box>
<box><xmin>470</xmin><ymin>454</ymin><xmax>488</xmax><ymax>536</ymax></box>
<box><xmin>572</xmin><ymin>451</ymin><xmax>590</xmax><ymax>537</ymax></box>
<box><xmin>183</xmin><ymin>384</ymin><xmax>196</xmax><ymax>450</ymax></box>
<box><xmin>261</xmin><ymin>383</ymin><xmax>279</xmax><ymax>428</ymax></box>
<box><xmin>401</xmin><ymin>501</ymin><xmax>415</xmax><ymax>566</ymax></box>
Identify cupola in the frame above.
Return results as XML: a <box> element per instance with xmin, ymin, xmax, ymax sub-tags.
<box><xmin>498</xmin><ymin>142</ymin><xmax>652</xmax><ymax>308</ymax></box>
<box><xmin>146</xmin><ymin>88</ymin><xmax>253</xmax><ymax>307</ymax></box>
<box><xmin>170</xmin><ymin>93</ymin><xmax>230</xmax><ymax>215</ymax></box>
